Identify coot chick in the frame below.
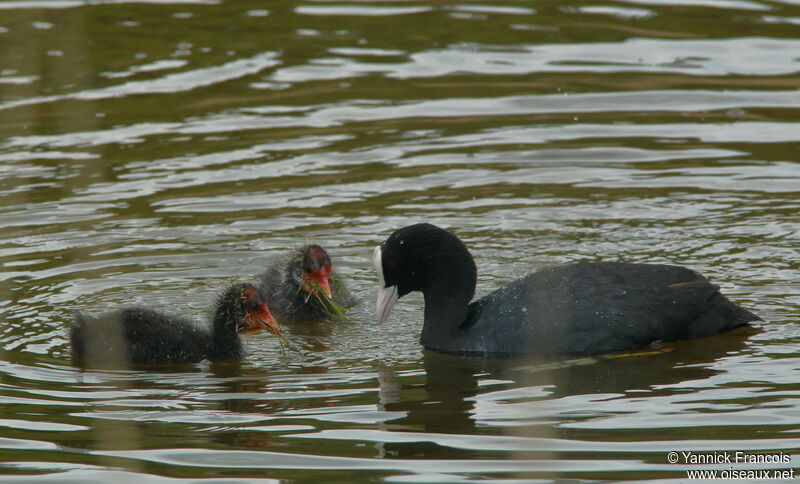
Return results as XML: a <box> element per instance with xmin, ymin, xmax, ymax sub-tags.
<box><xmin>374</xmin><ymin>223</ymin><xmax>760</xmax><ymax>357</ymax></box>
<box><xmin>70</xmin><ymin>282</ymin><xmax>279</xmax><ymax>366</ymax></box>
<box><xmin>258</xmin><ymin>245</ymin><xmax>354</xmax><ymax>322</ymax></box>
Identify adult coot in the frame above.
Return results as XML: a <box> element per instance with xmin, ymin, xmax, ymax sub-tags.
<box><xmin>258</xmin><ymin>245</ymin><xmax>354</xmax><ymax>321</ymax></box>
<box><xmin>70</xmin><ymin>282</ymin><xmax>279</xmax><ymax>366</ymax></box>
<box><xmin>373</xmin><ymin>223</ymin><xmax>760</xmax><ymax>357</ymax></box>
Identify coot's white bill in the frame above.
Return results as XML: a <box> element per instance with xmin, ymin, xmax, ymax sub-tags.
<box><xmin>376</xmin><ymin>284</ymin><xmax>399</xmax><ymax>324</ymax></box>
<box><xmin>374</xmin><ymin>246</ymin><xmax>399</xmax><ymax>323</ymax></box>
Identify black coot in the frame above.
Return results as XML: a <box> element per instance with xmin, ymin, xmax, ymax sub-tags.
<box><xmin>373</xmin><ymin>223</ymin><xmax>760</xmax><ymax>357</ymax></box>
<box><xmin>70</xmin><ymin>282</ymin><xmax>279</xmax><ymax>366</ymax></box>
<box><xmin>258</xmin><ymin>245</ymin><xmax>354</xmax><ymax>321</ymax></box>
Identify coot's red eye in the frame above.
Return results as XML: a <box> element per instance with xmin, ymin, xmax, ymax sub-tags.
<box><xmin>244</xmin><ymin>285</ymin><xmax>260</xmax><ymax>301</ymax></box>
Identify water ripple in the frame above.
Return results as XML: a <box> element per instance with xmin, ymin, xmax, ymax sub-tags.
<box><xmin>0</xmin><ymin>0</ymin><xmax>798</xmax><ymax>481</ymax></box>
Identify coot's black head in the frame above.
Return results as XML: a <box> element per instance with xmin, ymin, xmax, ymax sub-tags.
<box><xmin>374</xmin><ymin>223</ymin><xmax>477</xmax><ymax>323</ymax></box>
<box><xmin>288</xmin><ymin>245</ymin><xmax>333</xmax><ymax>299</ymax></box>
<box><xmin>216</xmin><ymin>282</ymin><xmax>280</xmax><ymax>336</ymax></box>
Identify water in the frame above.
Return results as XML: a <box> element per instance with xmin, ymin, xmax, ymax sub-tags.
<box><xmin>1</xmin><ymin>0</ymin><xmax>799</xmax><ymax>481</ymax></box>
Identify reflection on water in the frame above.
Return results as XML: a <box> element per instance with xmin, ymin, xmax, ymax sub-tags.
<box><xmin>1</xmin><ymin>0</ymin><xmax>799</xmax><ymax>481</ymax></box>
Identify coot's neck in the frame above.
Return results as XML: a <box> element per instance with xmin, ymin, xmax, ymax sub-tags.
<box><xmin>208</xmin><ymin>304</ymin><xmax>244</xmax><ymax>360</ymax></box>
<box><xmin>418</xmin><ymin>243</ymin><xmax>478</xmax><ymax>352</ymax></box>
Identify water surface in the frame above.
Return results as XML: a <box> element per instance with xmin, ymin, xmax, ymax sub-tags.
<box><xmin>1</xmin><ymin>0</ymin><xmax>799</xmax><ymax>481</ymax></box>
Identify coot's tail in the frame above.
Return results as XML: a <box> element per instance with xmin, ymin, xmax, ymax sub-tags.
<box><xmin>688</xmin><ymin>291</ymin><xmax>761</xmax><ymax>339</ymax></box>
<box><xmin>68</xmin><ymin>311</ymin><xmax>90</xmax><ymax>361</ymax></box>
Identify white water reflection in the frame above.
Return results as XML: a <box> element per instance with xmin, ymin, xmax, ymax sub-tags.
<box><xmin>0</xmin><ymin>52</ymin><xmax>280</xmax><ymax>111</ymax></box>
<box><xmin>270</xmin><ymin>38</ymin><xmax>800</xmax><ymax>81</ymax></box>
<box><xmin>0</xmin><ymin>0</ymin><xmax>219</xmax><ymax>8</ymax></box>
<box><xmin>6</xmin><ymin>90</ymin><xmax>799</xmax><ymax>149</ymax></box>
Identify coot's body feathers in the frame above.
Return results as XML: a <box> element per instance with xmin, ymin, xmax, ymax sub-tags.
<box><xmin>71</xmin><ymin>308</ymin><xmax>211</xmax><ymax>364</ymax></box>
<box><xmin>375</xmin><ymin>223</ymin><xmax>760</xmax><ymax>357</ymax></box>
<box><xmin>70</xmin><ymin>282</ymin><xmax>276</xmax><ymax>366</ymax></box>
<box><xmin>258</xmin><ymin>245</ymin><xmax>354</xmax><ymax>322</ymax></box>
<box><xmin>457</xmin><ymin>262</ymin><xmax>756</xmax><ymax>356</ymax></box>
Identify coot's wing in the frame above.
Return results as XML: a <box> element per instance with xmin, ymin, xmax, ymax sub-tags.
<box><xmin>467</xmin><ymin>262</ymin><xmax>755</xmax><ymax>356</ymax></box>
<box><xmin>119</xmin><ymin>308</ymin><xmax>210</xmax><ymax>363</ymax></box>
<box><xmin>530</xmin><ymin>262</ymin><xmax>754</xmax><ymax>354</ymax></box>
